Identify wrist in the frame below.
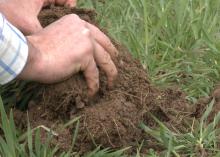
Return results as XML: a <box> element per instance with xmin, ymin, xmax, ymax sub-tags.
<box><xmin>18</xmin><ymin>36</ymin><xmax>44</xmax><ymax>82</ymax></box>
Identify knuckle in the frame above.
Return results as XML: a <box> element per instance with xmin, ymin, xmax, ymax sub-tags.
<box><xmin>80</xmin><ymin>51</ymin><xmax>93</xmax><ymax>67</ymax></box>
<box><xmin>63</xmin><ymin>14</ymin><xmax>80</xmax><ymax>21</ymax></box>
<box><xmin>104</xmin><ymin>52</ymin><xmax>111</xmax><ymax>61</ymax></box>
<box><xmin>76</xmin><ymin>41</ymin><xmax>94</xmax><ymax>62</ymax></box>
<box><xmin>82</xmin><ymin>28</ymin><xmax>91</xmax><ymax>36</ymax></box>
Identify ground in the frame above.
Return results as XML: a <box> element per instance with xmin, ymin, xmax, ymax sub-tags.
<box><xmin>10</xmin><ymin>6</ymin><xmax>220</xmax><ymax>156</ymax></box>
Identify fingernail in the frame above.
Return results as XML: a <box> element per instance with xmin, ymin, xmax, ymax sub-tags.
<box><xmin>88</xmin><ymin>88</ymin><xmax>98</xmax><ymax>97</ymax></box>
<box><xmin>64</xmin><ymin>3</ymin><xmax>70</xmax><ymax>8</ymax></box>
<box><xmin>108</xmin><ymin>75</ymin><xmax>118</xmax><ymax>89</ymax></box>
<box><xmin>65</xmin><ymin>2</ymin><xmax>75</xmax><ymax>8</ymax></box>
<box><xmin>64</xmin><ymin>3</ymin><xmax>72</xmax><ymax>8</ymax></box>
<box><xmin>108</xmin><ymin>81</ymin><xmax>114</xmax><ymax>90</ymax></box>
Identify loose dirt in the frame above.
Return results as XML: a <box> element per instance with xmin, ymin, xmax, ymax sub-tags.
<box><xmin>12</xmin><ymin>6</ymin><xmax>216</xmax><ymax>154</ymax></box>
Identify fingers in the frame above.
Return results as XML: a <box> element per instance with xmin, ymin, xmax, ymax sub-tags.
<box><xmin>19</xmin><ymin>18</ymin><xmax>42</xmax><ymax>35</ymax></box>
<box><xmin>27</xmin><ymin>19</ymin><xmax>43</xmax><ymax>34</ymax></box>
<box><xmin>80</xmin><ymin>26</ymin><xmax>117</xmax><ymax>96</ymax></box>
<box><xmin>93</xmin><ymin>41</ymin><xmax>118</xmax><ymax>88</ymax></box>
<box><xmin>52</xmin><ymin>0</ymin><xmax>77</xmax><ymax>7</ymax></box>
<box><xmin>65</xmin><ymin>0</ymin><xmax>77</xmax><ymax>7</ymax></box>
<box><xmin>82</xmin><ymin>58</ymin><xmax>99</xmax><ymax>96</ymax></box>
<box><xmin>86</xmin><ymin>22</ymin><xmax>118</xmax><ymax>58</ymax></box>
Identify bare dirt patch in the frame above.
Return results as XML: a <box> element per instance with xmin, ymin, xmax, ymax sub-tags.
<box><xmin>13</xmin><ymin>6</ymin><xmax>209</xmax><ymax>154</ymax></box>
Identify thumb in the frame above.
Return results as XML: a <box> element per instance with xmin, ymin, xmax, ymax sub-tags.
<box><xmin>23</xmin><ymin>18</ymin><xmax>43</xmax><ymax>35</ymax></box>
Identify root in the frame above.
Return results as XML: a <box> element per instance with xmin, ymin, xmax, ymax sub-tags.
<box><xmin>100</xmin><ymin>123</ymin><xmax>115</xmax><ymax>147</ymax></box>
<box><xmin>113</xmin><ymin>119</ymin><xmax>122</xmax><ymax>142</ymax></box>
<box><xmin>110</xmin><ymin>90</ymin><xmax>142</xmax><ymax>101</ymax></box>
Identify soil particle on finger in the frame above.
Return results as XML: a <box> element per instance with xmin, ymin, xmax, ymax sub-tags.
<box><xmin>13</xmin><ymin>6</ymin><xmax>196</xmax><ymax>154</ymax></box>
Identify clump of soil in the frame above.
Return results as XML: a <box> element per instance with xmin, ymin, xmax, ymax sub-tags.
<box><xmin>14</xmin><ymin>6</ymin><xmax>194</xmax><ymax>153</ymax></box>
<box><xmin>38</xmin><ymin>6</ymin><xmax>97</xmax><ymax>27</ymax></box>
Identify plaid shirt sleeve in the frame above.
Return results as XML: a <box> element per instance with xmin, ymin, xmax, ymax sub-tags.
<box><xmin>0</xmin><ymin>13</ymin><xmax>28</xmax><ymax>85</ymax></box>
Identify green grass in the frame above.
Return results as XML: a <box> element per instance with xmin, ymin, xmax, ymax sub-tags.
<box><xmin>79</xmin><ymin>0</ymin><xmax>220</xmax><ymax>103</ymax></box>
<box><xmin>141</xmin><ymin>99</ymin><xmax>220</xmax><ymax>156</ymax></box>
<box><xmin>1</xmin><ymin>0</ymin><xmax>220</xmax><ymax>156</ymax></box>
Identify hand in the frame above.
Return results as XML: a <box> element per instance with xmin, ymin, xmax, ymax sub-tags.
<box><xmin>19</xmin><ymin>14</ymin><xmax>118</xmax><ymax>96</ymax></box>
<box><xmin>0</xmin><ymin>0</ymin><xmax>44</xmax><ymax>35</ymax></box>
<box><xmin>0</xmin><ymin>0</ymin><xmax>78</xmax><ymax>35</ymax></box>
<box><xmin>44</xmin><ymin>0</ymin><xmax>77</xmax><ymax>7</ymax></box>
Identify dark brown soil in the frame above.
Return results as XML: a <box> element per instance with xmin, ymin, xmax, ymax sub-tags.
<box><xmin>39</xmin><ymin>6</ymin><xmax>97</xmax><ymax>27</ymax></box>
<box><xmin>13</xmin><ymin>6</ymin><xmax>200</xmax><ymax>154</ymax></box>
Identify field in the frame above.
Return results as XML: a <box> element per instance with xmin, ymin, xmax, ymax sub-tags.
<box><xmin>1</xmin><ymin>0</ymin><xmax>220</xmax><ymax>156</ymax></box>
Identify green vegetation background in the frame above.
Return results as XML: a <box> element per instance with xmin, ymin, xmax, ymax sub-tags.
<box><xmin>80</xmin><ymin>0</ymin><xmax>220</xmax><ymax>103</ymax></box>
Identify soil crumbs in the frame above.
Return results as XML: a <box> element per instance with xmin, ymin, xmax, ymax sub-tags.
<box><xmin>12</xmin><ymin>6</ymin><xmax>216</xmax><ymax>155</ymax></box>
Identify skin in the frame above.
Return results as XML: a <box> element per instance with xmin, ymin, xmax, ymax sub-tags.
<box><xmin>0</xmin><ymin>0</ymin><xmax>77</xmax><ymax>35</ymax></box>
<box><xmin>0</xmin><ymin>0</ymin><xmax>118</xmax><ymax>96</ymax></box>
<box><xmin>45</xmin><ymin>0</ymin><xmax>77</xmax><ymax>7</ymax></box>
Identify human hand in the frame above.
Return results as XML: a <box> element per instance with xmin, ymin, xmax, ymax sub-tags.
<box><xmin>0</xmin><ymin>0</ymin><xmax>77</xmax><ymax>35</ymax></box>
<box><xmin>44</xmin><ymin>0</ymin><xmax>77</xmax><ymax>8</ymax></box>
<box><xmin>0</xmin><ymin>0</ymin><xmax>44</xmax><ymax>35</ymax></box>
<box><xmin>19</xmin><ymin>14</ymin><xmax>118</xmax><ymax>96</ymax></box>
